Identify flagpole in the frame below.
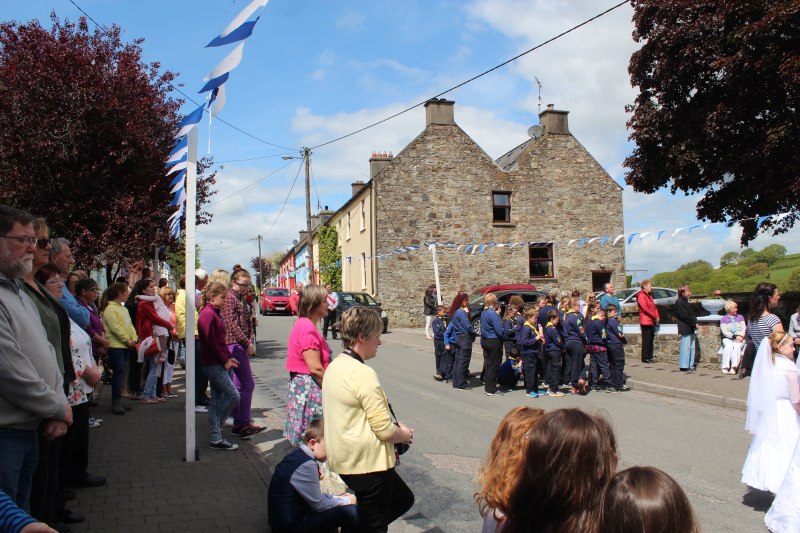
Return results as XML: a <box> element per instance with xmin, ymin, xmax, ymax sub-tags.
<box><xmin>430</xmin><ymin>244</ymin><xmax>442</xmax><ymax>305</ymax></box>
<box><xmin>184</xmin><ymin>126</ymin><xmax>198</xmax><ymax>462</ymax></box>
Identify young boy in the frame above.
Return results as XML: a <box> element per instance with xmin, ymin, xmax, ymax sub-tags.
<box><xmin>431</xmin><ymin>306</ymin><xmax>448</xmax><ymax>381</ymax></box>
<box><xmin>267</xmin><ymin>418</ymin><xmax>358</xmax><ymax>533</ymax></box>
<box><xmin>585</xmin><ymin>308</ymin><xmax>610</xmax><ymax>392</ymax></box>
<box><xmin>543</xmin><ymin>310</ymin><xmax>566</xmax><ymax>397</ymax></box>
<box><xmin>519</xmin><ymin>308</ymin><xmax>544</xmax><ymax>398</ymax></box>
<box><xmin>605</xmin><ymin>304</ymin><xmax>630</xmax><ymax>393</ymax></box>
<box><xmin>496</xmin><ymin>353</ymin><xmax>522</xmax><ymax>391</ymax></box>
<box><xmin>563</xmin><ymin>298</ymin><xmax>589</xmax><ymax>395</ymax></box>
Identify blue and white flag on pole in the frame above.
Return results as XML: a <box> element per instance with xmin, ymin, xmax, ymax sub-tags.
<box><xmin>166</xmin><ymin>137</ymin><xmax>188</xmax><ymax>164</ymax></box>
<box><xmin>204</xmin><ymin>42</ymin><xmax>245</xmax><ymax>82</ymax></box>
<box><xmin>206</xmin><ymin>19</ymin><xmax>258</xmax><ymax>47</ymax></box>
<box><xmin>165</xmin><ymin>153</ymin><xmax>187</xmax><ymax>167</ymax></box>
<box><xmin>170</xmin><ymin>179</ymin><xmax>185</xmax><ymax>194</ymax></box>
<box><xmin>209</xmin><ymin>84</ymin><xmax>227</xmax><ymax>118</ymax></box>
<box><xmin>169</xmin><ymin>170</ymin><xmax>186</xmax><ymax>188</ymax></box>
<box><xmin>168</xmin><ymin>188</ymin><xmax>186</xmax><ymax>207</ymax></box>
<box><xmin>166</xmin><ymin>160</ymin><xmax>187</xmax><ymax>176</ymax></box>
<box><xmin>175</xmin><ymin>105</ymin><xmax>205</xmax><ymax>138</ymax></box>
<box><xmin>199</xmin><ymin>72</ymin><xmax>229</xmax><ymax>94</ymax></box>
<box><xmin>216</xmin><ymin>0</ymin><xmax>268</xmax><ymax>41</ymax></box>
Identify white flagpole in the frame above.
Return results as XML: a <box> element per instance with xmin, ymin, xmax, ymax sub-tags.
<box><xmin>430</xmin><ymin>244</ymin><xmax>442</xmax><ymax>305</ymax></box>
<box><xmin>185</xmin><ymin>126</ymin><xmax>198</xmax><ymax>462</ymax></box>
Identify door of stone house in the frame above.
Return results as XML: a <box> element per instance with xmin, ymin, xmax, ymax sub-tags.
<box><xmin>591</xmin><ymin>271</ymin><xmax>613</xmax><ymax>293</ymax></box>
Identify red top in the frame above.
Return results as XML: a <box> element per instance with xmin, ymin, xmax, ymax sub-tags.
<box><xmin>222</xmin><ymin>290</ymin><xmax>252</xmax><ymax>346</ymax></box>
<box><xmin>288</xmin><ymin>291</ymin><xmax>300</xmax><ymax>316</ymax></box>
<box><xmin>135</xmin><ymin>300</ymin><xmax>172</xmax><ymax>339</ymax></box>
<box><xmin>636</xmin><ymin>291</ymin><xmax>660</xmax><ymax>326</ymax></box>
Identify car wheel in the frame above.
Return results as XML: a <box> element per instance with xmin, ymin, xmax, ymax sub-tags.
<box><xmin>472</xmin><ymin>317</ymin><xmax>481</xmax><ymax>335</ymax></box>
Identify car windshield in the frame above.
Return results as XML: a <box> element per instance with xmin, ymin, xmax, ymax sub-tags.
<box><xmin>468</xmin><ymin>290</ymin><xmax>485</xmax><ymax>307</ymax></box>
<box><xmin>265</xmin><ymin>289</ymin><xmax>289</xmax><ymax>297</ymax></box>
<box><xmin>616</xmin><ymin>289</ymin><xmax>638</xmax><ymax>302</ymax></box>
<box><xmin>340</xmin><ymin>293</ymin><xmax>378</xmax><ymax>305</ymax></box>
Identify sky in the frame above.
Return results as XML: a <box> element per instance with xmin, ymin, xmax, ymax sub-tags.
<box><xmin>6</xmin><ymin>0</ymin><xmax>798</xmax><ymax>281</ymax></box>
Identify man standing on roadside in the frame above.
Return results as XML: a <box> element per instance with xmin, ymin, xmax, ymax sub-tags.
<box><xmin>322</xmin><ymin>284</ymin><xmax>339</xmax><ymax>340</ymax></box>
<box><xmin>49</xmin><ymin>238</ymin><xmax>89</xmax><ymax>329</ymax></box>
<box><xmin>599</xmin><ymin>282</ymin><xmax>621</xmax><ymax>313</ymax></box>
<box><xmin>0</xmin><ymin>206</ymin><xmax>73</xmax><ymax>511</ymax></box>
<box><xmin>288</xmin><ymin>283</ymin><xmax>303</xmax><ymax>323</ymax></box>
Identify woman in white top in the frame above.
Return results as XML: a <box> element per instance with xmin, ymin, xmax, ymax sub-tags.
<box><xmin>741</xmin><ymin>331</ymin><xmax>800</xmax><ymax>493</ymax></box>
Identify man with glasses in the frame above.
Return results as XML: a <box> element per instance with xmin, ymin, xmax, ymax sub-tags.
<box><xmin>49</xmin><ymin>238</ymin><xmax>90</xmax><ymax>329</ymax></box>
<box><xmin>0</xmin><ymin>205</ymin><xmax>73</xmax><ymax>512</ymax></box>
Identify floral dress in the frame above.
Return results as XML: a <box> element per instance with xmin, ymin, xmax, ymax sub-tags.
<box><xmin>68</xmin><ymin>319</ymin><xmax>94</xmax><ymax>406</ymax></box>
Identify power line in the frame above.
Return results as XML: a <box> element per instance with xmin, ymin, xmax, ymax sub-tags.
<box><xmin>201</xmin><ymin>238</ymin><xmax>258</xmax><ymax>252</ymax></box>
<box><xmin>262</xmin><ymin>163</ymin><xmax>303</xmax><ymax>238</ymax></box>
<box><xmin>209</xmin><ymin>159</ymin><xmax>297</xmax><ymax>207</ymax></box>
<box><xmin>216</xmin><ymin>153</ymin><xmax>287</xmax><ymax>163</ymax></box>
<box><xmin>66</xmin><ymin>0</ymin><xmax>298</xmax><ymax>152</ymax></box>
<box><xmin>310</xmin><ymin>0</ymin><xmax>629</xmax><ymax>151</ymax></box>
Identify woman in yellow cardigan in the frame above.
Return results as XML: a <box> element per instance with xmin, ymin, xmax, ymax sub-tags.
<box><xmin>322</xmin><ymin>307</ymin><xmax>415</xmax><ymax>532</ymax></box>
<box><xmin>101</xmin><ymin>282</ymin><xmax>137</xmax><ymax>415</ymax></box>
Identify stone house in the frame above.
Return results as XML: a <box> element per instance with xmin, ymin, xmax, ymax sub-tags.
<box><xmin>327</xmin><ymin>98</ymin><xmax>625</xmax><ymax>327</ymax></box>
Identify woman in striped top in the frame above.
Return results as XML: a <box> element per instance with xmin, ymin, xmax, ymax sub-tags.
<box><xmin>741</xmin><ymin>283</ymin><xmax>784</xmax><ymax>377</ymax></box>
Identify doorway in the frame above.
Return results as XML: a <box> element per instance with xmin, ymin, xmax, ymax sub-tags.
<box><xmin>591</xmin><ymin>271</ymin><xmax>613</xmax><ymax>293</ymax></box>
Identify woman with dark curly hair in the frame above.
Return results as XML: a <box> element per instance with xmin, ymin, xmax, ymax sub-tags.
<box><xmin>740</xmin><ymin>282</ymin><xmax>784</xmax><ymax>377</ymax></box>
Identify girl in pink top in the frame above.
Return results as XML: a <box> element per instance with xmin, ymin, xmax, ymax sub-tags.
<box><xmin>284</xmin><ymin>284</ymin><xmax>331</xmax><ymax>446</ymax></box>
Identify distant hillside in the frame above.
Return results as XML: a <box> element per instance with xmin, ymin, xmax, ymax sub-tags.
<box><xmin>651</xmin><ymin>245</ymin><xmax>800</xmax><ymax>293</ymax></box>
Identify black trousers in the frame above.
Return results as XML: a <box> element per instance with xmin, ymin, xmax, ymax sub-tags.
<box><xmin>195</xmin><ymin>339</ymin><xmax>209</xmax><ymax>406</ymax></box>
<box><xmin>640</xmin><ymin>325</ymin><xmax>655</xmax><ymax>362</ymax></box>
<box><xmin>607</xmin><ymin>344</ymin><xmax>626</xmax><ymax>389</ymax></box>
<box><xmin>482</xmin><ymin>338</ymin><xmax>503</xmax><ymax>394</ymax></box>
<box><xmin>64</xmin><ymin>403</ymin><xmax>89</xmax><ymax>482</ymax></box>
<box><xmin>322</xmin><ymin>313</ymin><xmax>337</xmax><ymax>339</ymax></box>
<box><xmin>565</xmin><ymin>340</ymin><xmax>586</xmax><ymax>387</ymax></box>
<box><xmin>441</xmin><ymin>344</ymin><xmax>454</xmax><ymax>380</ymax></box>
<box><xmin>433</xmin><ymin>339</ymin><xmax>445</xmax><ymax>375</ymax></box>
<box><xmin>128</xmin><ymin>349</ymin><xmax>142</xmax><ymax>394</ymax></box>
<box><xmin>340</xmin><ymin>468</ymin><xmax>414</xmax><ymax>533</ymax></box>
<box><xmin>520</xmin><ymin>351</ymin><xmax>539</xmax><ymax>394</ymax></box>
<box><xmin>452</xmin><ymin>334</ymin><xmax>473</xmax><ymax>389</ymax></box>
<box><xmin>30</xmin><ymin>432</ymin><xmax>63</xmax><ymax>523</ymax></box>
<box><xmin>546</xmin><ymin>350</ymin><xmax>563</xmax><ymax>391</ymax></box>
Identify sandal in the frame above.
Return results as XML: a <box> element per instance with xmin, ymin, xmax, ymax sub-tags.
<box><xmin>140</xmin><ymin>398</ymin><xmax>159</xmax><ymax>404</ymax></box>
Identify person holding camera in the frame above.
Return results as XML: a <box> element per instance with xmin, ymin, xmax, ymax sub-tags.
<box><xmin>321</xmin><ymin>306</ymin><xmax>415</xmax><ymax>532</ymax></box>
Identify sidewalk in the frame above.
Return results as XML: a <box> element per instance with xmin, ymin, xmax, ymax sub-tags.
<box><xmin>388</xmin><ymin>328</ymin><xmax>748</xmax><ymax>411</ymax></box>
<box><xmin>69</xmin><ymin>369</ymin><xmax>275</xmax><ymax>533</ymax></box>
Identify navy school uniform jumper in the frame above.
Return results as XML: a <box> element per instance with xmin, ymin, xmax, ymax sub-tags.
<box><xmin>432</xmin><ymin>316</ymin><xmax>448</xmax><ymax>377</ymax></box>
<box><xmin>502</xmin><ymin>315</ymin><xmax>518</xmax><ymax>359</ymax></box>
<box><xmin>544</xmin><ymin>322</ymin><xmax>565</xmax><ymax>392</ymax></box>
<box><xmin>480</xmin><ymin>307</ymin><xmax>505</xmax><ymax>394</ymax></box>
<box><xmin>563</xmin><ymin>310</ymin><xmax>588</xmax><ymax>387</ymax></box>
<box><xmin>450</xmin><ymin>307</ymin><xmax>476</xmax><ymax>389</ymax></box>
<box><xmin>606</xmin><ymin>316</ymin><xmax>627</xmax><ymax>389</ymax></box>
<box><xmin>519</xmin><ymin>320</ymin><xmax>542</xmax><ymax>394</ymax></box>
<box><xmin>585</xmin><ymin>316</ymin><xmax>610</xmax><ymax>389</ymax></box>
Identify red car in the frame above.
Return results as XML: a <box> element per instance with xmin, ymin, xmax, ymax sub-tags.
<box><xmin>260</xmin><ymin>287</ymin><xmax>291</xmax><ymax>315</ymax></box>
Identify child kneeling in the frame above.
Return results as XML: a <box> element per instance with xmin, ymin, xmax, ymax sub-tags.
<box><xmin>268</xmin><ymin>418</ymin><xmax>358</xmax><ymax>532</ymax></box>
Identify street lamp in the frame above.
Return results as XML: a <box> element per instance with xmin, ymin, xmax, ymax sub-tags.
<box><xmin>282</xmin><ymin>148</ymin><xmax>313</xmax><ymax>284</ymax></box>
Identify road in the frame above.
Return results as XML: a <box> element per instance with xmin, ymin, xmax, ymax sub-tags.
<box><xmin>250</xmin><ymin>315</ymin><xmax>770</xmax><ymax>532</ymax></box>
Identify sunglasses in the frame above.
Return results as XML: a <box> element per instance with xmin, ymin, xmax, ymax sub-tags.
<box><xmin>36</xmin><ymin>238</ymin><xmax>51</xmax><ymax>249</ymax></box>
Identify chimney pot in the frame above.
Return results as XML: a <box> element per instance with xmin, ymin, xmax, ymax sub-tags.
<box><xmin>539</xmin><ymin>107</ymin><xmax>570</xmax><ymax>135</ymax></box>
<box><xmin>351</xmin><ymin>180</ymin><xmax>366</xmax><ymax>196</ymax></box>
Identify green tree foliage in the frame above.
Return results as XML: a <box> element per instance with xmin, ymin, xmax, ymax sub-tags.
<box><xmin>165</xmin><ymin>240</ymin><xmax>200</xmax><ymax>285</ymax></box>
<box><xmin>677</xmin><ymin>260</ymin><xmax>713</xmax><ymax>271</ymax></box>
<box><xmin>317</xmin><ymin>226</ymin><xmax>341</xmax><ymax>291</ymax></box>
<box><xmin>625</xmin><ymin>0</ymin><xmax>800</xmax><ymax>245</ymax></box>
<box><xmin>720</xmin><ymin>251</ymin><xmax>740</xmax><ymax>267</ymax></box>
<box><xmin>744</xmin><ymin>263</ymin><xmax>769</xmax><ymax>278</ymax></box>
<box><xmin>786</xmin><ymin>268</ymin><xmax>800</xmax><ymax>292</ymax></box>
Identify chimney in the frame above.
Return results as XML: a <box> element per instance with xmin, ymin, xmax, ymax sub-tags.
<box><xmin>538</xmin><ymin>106</ymin><xmax>570</xmax><ymax>135</ymax></box>
<box><xmin>351</xmin><ymin>180</ymin><xmax>366</xmax><ymax>196</ymax></box>
<box><xmin>298</xmin><ymin>230</ymin><xmax>308</xmax><ymax>243</ymax></box>
<box><xmin>369</xmin><ymin>151</ymin><xmax>393</xmax><ymax>179</ymax></box>
<box><xmin>424</xmin><ymin>98</ymin><xmax>455</xmax><ymax>126</ymax></box>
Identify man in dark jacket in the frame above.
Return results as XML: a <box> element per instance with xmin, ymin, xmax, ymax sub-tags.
<box><xmin>674</xmin><ymin>285</ymin><xmax>698</xmax><ymax>372</ymax></box>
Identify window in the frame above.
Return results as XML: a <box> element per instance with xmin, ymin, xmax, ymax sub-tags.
<box><xmin>346</xmin><ymin>212</ymin><xmax>351</xmax><ymax>240</ymax></box>
<box><xmin>360</xmin><ymin>253</ymin><xmax>367</xmax><ymax>288</ymax></box>
<box><xmin>529</xmin><ymin>244</ymin><xmax>554</xmax><ymax>278</ymax></box>
<box><xmin>492</xmin><ymin>192</ymin><xmax>511</xmax><ymax>223</ymax></box>
<box><xmin>360</xmin><ymin>200</ymin><xmax>366</xmax><ymax>231</ymax></box>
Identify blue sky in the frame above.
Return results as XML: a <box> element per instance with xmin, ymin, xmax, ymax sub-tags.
<box><xmin>7</xmin><ymin>0</ymin><xmax>798</xmax><ymax>280</ymax></box>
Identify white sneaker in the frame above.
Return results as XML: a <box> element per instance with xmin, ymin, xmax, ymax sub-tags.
<box><xmin>194</xmin><ymin>405</ymin><xmax>208</xmax><ymax>413</ymax></box>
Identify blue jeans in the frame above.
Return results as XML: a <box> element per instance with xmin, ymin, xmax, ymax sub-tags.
<box><xmin>203</xmin><ymin>364</ymin><xmax>240</xmax><ymax>443</ymax></box>
<box><xmin>142</xmin><ymin>358</ymin><xmax>159</xmax><ymax>399</ymax></box>
<box><xmin>108</xmin><ymin>348</ymin><xmax>128</xmax><ymax>400</ymax></box>
<box><xmin>680</xmin><ymin>334</ymin><xmax>696</xmax><ymax>369</ymax></box>
<box><xmin>0</xmin><ymin>428</ymin><xmax>39</xmax><ymax>511</ymax></box>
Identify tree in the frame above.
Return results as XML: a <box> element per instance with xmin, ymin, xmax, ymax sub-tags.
<box><xmin>720</xmin><ymin>251</ymin><xmax>740</xmax><ymax>267</ymax></box>
<box><xmin>625</xmin><ymin>1</ymin><xmax>800</xmax><ymax>244</ymax></box>
<box><xmin>786</xmin><ymin>268</ymin><xmax>800</xmax><ymax>292</ymax></box>
<box><xmin>0</xmin><ymin>15</ymin><xmax>216</xmax><ymax>268</ymax></box>
<box><xmin>249</xmin><ymin>256</ymin><xmax>273</xmax><ymax>288</ymax></box>
<box><xmin>317</xmin><ymin>226</ymin><xmax>342</xmax><ymax>290</ymax></box>
<box><xmin>164</xmin><ymin>238</ymin><xmax>200</xmax><ymax>285</ymax></box>
<box><xmin>677</xmin><ymin>260</ymin><xmax>712</xmax><ymax>271</ymax></box>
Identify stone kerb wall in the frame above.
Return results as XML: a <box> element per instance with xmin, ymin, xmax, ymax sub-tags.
<box><xmin>376</xmin><ymin>124</ymin><xmax>625</xmax><ymax>328</ymax></box>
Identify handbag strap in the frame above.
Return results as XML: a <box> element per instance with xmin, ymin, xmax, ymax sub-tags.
<box><xmin>388</xmin><ymin>402</ymin><xmax>400</xmax><ymax>425</ymax></box>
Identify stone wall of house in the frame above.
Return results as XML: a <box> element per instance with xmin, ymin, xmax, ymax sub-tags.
<box><xmin>375</xmin><ymin>118</ymin><xmax>625</xmax><ymax>328</ymax></box>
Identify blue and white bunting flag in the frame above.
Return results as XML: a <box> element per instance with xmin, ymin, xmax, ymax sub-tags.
<box><xmin>757</xmin><ymin>216</ymin><xmax>770</xmax><ymax>228</ymax></box>
<box><xmin>217</xmin><ymin>0</ymin><xmax>268</xmax><ymax>40</ymax></box>
<box><xmin>199</xmin><ymin>72</ymin><xmax>230</xmax><ymax>94</ymax></box>
<box><xmin>169</xmin><ymin>170</ymin><xmax>186</xmax><ymax>188</ymax></box>
<box><xmin>165</xmin><ymin>153</ymin><xmax>187</xmax><ymax>167</ymax></box>
<box><xmin>209</xmin><ymin>84</ymin><xmax>227</xmax><ymax>117</ymax></box>
<box><xmin>175</xmin><ymin>105</ymin><xmax>205</xmax><ymax>138</ymax></box>
<box><xmin>204</xmin><ymin>42</ymin><xmax>245</xmax><ymax>82</ymax></box>
<box><xmin>170</xmin><ymin>179</ymin><xmax>184</xmax><ymax>194</ymax></box>
<box><xmin>206</xmin><ymin>19</ymin><xmax>257</xmax><ymax>47</ymax></box>
<box><xmin>166</xmin><ymin>160</ymin><xmax>187</xmax><ymax>176</ymax></box>
<box><xmin>168</xmin><ymin>188</ymin><xmax>186</xmax><ymax>207</ymax></box>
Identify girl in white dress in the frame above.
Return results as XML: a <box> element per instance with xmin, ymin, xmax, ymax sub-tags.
<box><xmin>741</xmin><ymin>331</ymin><xmax>800</xmax><ymax>493</ymax></box>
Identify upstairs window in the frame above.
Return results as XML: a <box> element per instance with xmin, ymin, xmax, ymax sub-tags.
<box><xmin>492</xmin><ymin>192</ymin><xmax>511</xmax><ymax>223</ymax></box>
<box><xmin>360</xmin><ymin>200</ymin><xmax>366</xmax><ymax>231</ymax></box>
<box><xmin>529</xmin><ymin>244</ymin><xmax>554</xmax><ymax>278</ymax></box>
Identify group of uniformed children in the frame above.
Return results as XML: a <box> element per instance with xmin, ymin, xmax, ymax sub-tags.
<box><xmin>430</xmin><ymin>292</ymin><xmax>630</xmax><ymax>397</ymax></box>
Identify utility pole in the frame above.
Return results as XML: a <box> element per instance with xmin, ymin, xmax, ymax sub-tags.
<box><xmin>304</xmin><ymin>147</ymin><xmax>313</xmax><ymax>284</ymax></box>
<box><xmin>257</xmin><ymin>234</ymin><xmax>264</xmax><ymax>289</ymax></box>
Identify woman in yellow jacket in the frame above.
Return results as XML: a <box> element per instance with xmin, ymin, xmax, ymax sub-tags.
<box><xmin>101</xmin><ymin>282</ymin><xmax>137</xmax><ymax>415</ymax></box>
<box><xmin>322</xmin><ymin>306</ymin><xmax>415</xmax><ymax>532</ymax></box>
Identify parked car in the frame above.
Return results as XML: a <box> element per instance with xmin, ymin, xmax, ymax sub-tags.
<box><xmin>331</xmin><ymin>292</ymin><xmax>389</xmax><ymax>334</ymax></box>
<box><xmin>595</xmin><ymin>287</ymin><xmax>678</xmax><ymax>313</ymax></box>
<box><xmin>467</xmin><ymin>284</ymin><xmax>545</xmax><ymax>335</ymax></box>
<box><xmin>260</xmin><ymin>287</ymin><xmax>291</xmax><ymax>315</ymax></box>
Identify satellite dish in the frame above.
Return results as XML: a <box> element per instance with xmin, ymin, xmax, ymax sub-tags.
<box><xmin>292</xmin><ymin>239</ymin><xmax>298</xmax><ymax>245</ymax></box>
<box><xmin>528</xmin><ymin>124</ymin><xmax>544</xmax><ymax>139</ymax></box>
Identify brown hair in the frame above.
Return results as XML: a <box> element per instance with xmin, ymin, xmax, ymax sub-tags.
<box><xmin>298</xmin><ymin>284</ymin><xmax>328</xmax><ymax>318</ymax></box>
<box><xmin>678</xmin><ymin>284</ymin><xmax>691</xmax><ymax>299</ymax></box>
<box><xmin>159</xmin><ymin>286</ymin><xmax>175</xmax><ymax>304</ymax></box>
<box><xmin>640</xmin><ymin>279</ymin><xmax>652</xmax><ymax>289</ymax></box>
<box><xmin>597</xmin><ymin>466</ymin><xmax>700</xmax><ymax>533</ymax></box>
<box><xmin>303</xmin><ymin>417</ymin><xmax>324</xmax><ymax>443</ymax></box>
<box><xmin>339</xmin><ymin>306</ymin><xmax>384</xmax><ymax>350</ymax></box>
<box><xmin>504</xmin><ymin>409</ymin><xmax>618</xmax><ymax>533</ymax></box>
<box><xmin>508</xmin><ymin>295</ymin><xmax>524</xmax><ymax>309</ymax></box>
<box><xmin>448</xmin><ymin>292</ymin><xmax>468</xmax><ymax>318</ymax></box>
<box><xmin>769</xmin><ymin>331</ymin><xmax>792</xmax><ymax>363</ymax></box>
<box><xmin>200</xmin><ymin>281</ymin><xmax>228</xmax><ymax>310</ymax></box>
<box><xmin>485</xmin><ymin>293</ymin><xmax>498</xmax><ymax>307</ymax></box>
<box><xmin>34</xmin><ymin>263</ymin><xmax>61</xmax><ymax>285</ymax></box>
<box><xmin>101</xmin><ymin>282</ymin><xmax>128</xmax><ymax>311</ymax></box>
<box><xmin>585</xmin><ymin>301</ymin><xmax>602</xmax><ymax>323</ymax></box>
<box><xmin>524</xmin><ymin>307</ymin><xmax>537</xmax><ymax>320</ymax></box>
<box><xmin>476</xmin><ymin>407</ymin><xmax>545</xmax><ymax>518</ymax></box>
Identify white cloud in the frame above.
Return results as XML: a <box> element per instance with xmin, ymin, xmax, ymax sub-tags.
<box><xmin>336</xmin><ymin>12</ymin><xmax>366</xmax><ymax>30</ymax></box>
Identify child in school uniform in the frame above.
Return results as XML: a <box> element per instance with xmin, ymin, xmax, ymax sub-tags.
<box><xmin>585</xmin><ymin>305</ymin><xmax>610</xmax><ymax>392</ymax></box>
<box><xmin>496</xmin><ymin>353</ymin><xmax>523</xmax><ymax>391</ymax></box>
<box><xmin>442</xmin><ymin>316</ymin><xmax>456</xmax><ymax>384</ymax></box>
<box><xmin>431</xmin><ymin>306</ymin><xmax>448</xmax><ymax>381</ymax></box>
<box><xmin>268</xmin><ymin>418</ymin><xmax>358</xmax><ymax>532</ymax></box>
<box><xmin>563</xmin><ymin>297</ymin><xmax>589</xmax><ymax>395</ymax></box>
<box><xmin>605</xmin><ymin>304</ymin><xmax>630</xmax><ymax>393</ymax></box>
<box><xmin>544</xmin><ymin>311</ymin><xmax>566</xmax><ymax>397</ymax></box>
<box><xmin>519</xmin><ymin>308</ymin><xmax>544</xmax><ymax>398</ymax></box>
<box><xmin>502</xmin><ymin>296</ymin><xmax>524</xmax><ymax>360</ymax></box>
